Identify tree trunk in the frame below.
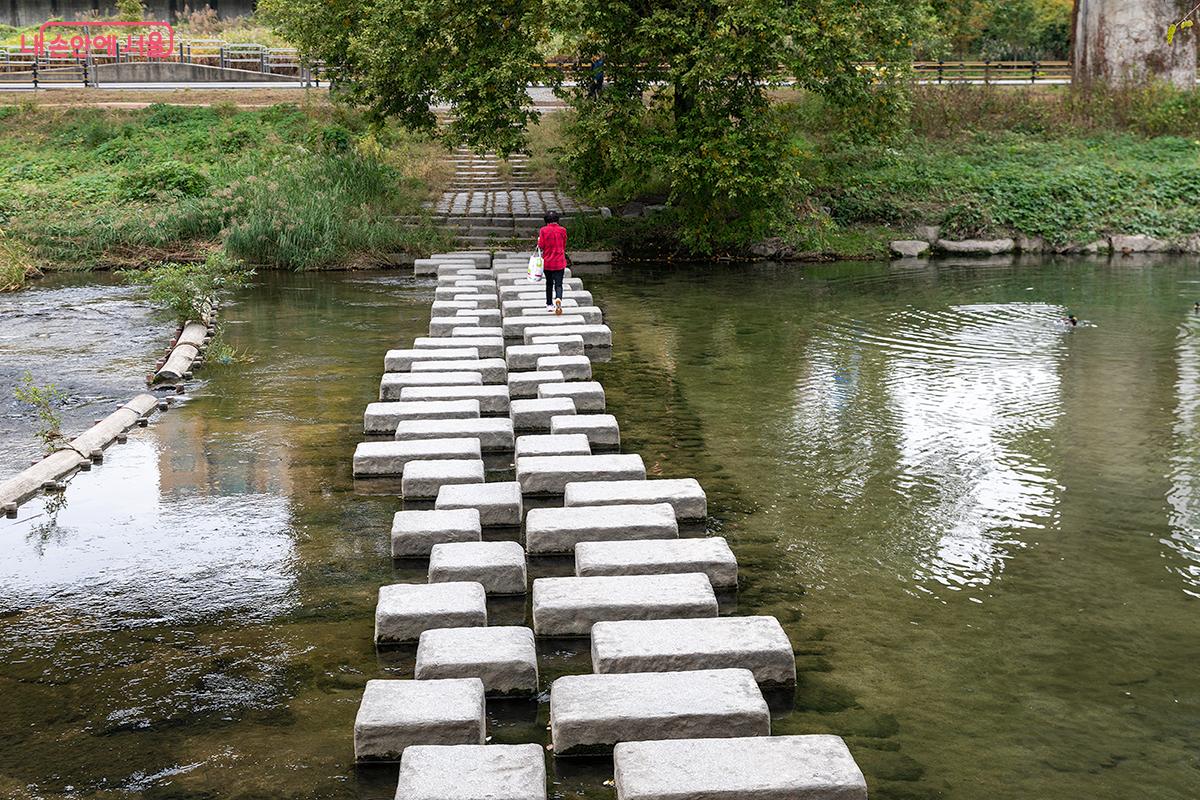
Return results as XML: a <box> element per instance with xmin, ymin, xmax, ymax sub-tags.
<box><xmin>1073</xmin><ymin>0</ymin><xmax>1196</xmax><ymax>87</ymax></box>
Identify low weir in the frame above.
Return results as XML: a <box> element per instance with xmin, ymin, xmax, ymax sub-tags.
<box><xmin>350</xmin><ymin>252</ymin><xmax>870</xmax><ymax>798</ymax></box>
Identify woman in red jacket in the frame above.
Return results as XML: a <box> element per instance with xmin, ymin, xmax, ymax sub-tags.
<box><xmin>537</xmin><ymin>210</ymin><xmax>568</xmax><ymax>315</ymax></box>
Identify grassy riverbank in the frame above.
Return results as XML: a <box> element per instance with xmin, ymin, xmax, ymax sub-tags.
<box><xmin>0</xmin><ymin>100</ymin><xmax>450</xmax><ymax>290</ymax></box>
<box><xmin>550</xmin><ymin>85</ymin><xmax>1200</xmax><ymax>260</ymax></box>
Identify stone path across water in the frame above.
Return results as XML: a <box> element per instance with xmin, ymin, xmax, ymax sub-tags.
<box><xmin>347</xmin><ymin>252</ymin><xmax>870</xmax><ymax>799</ymax></box>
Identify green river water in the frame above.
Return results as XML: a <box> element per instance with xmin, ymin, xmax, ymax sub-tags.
<box><xmin>1</xmin><ymin>258</ymin><xmax>1197</xmax><ymax>799</ymax></box>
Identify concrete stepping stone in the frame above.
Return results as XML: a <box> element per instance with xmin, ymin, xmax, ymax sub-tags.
<box><xmin>430</xmin><ymin>316</ymin><xmax>479</xmax><ymax>336</ymax></box>
<box><xmin>563</xmin><ymin>478</ymin><xmax>706</xmax><ymax>520</ymax></box>
<box><xmin>399</xmin><ymin>385</ymin><xmax>511</xmax><ymax>415</ymax></box>
<box><xmin>510</xmin><ymin>398</ymin><xmax>576</xmax><ymax>433</ymax></box>
<box><xmin>576</xmin><ymin>537</ymin><xmax>737</xmax><ymax>587</ymax></box>
<box><xmin>432</xmin><ymin>300</ymin><xmax>481</xmax><ymax>314</ymax></box>
<box><xmin>548</xmin><ymin>668</ymin><xmax>768</xmax><ymax>756</ymax></box>
<box><xmin>530</xmin><ymin>334</ymin><xmax>585</xmax><ymax>356</ymax></box>
<box><xmin>402</xmin><ymin>459</ymin><xmax>486</xmax><ymax>499</ymax></box>
<box><xmin>508</xmin><ymin>370</ymin><xmax>565</xmax><ymax>399</ymax></box>
<box><xmin>524</xmin><ymin>503</ymin><xmax>678</xmax><ymax>555</ymax></box>
<box><xmin>524</xmin><ymin>324</ymin><xmax>611</xmax><ymax>348</ymax></box>
<box><xmin>502</xmin><ymin>315</ymin><xmax>587</xmax><ymax>339</ymax></box>
<box><xmin>531</xmin><ymin>573</ymin><xmax>717</xmax><ymax>636</ymax></box>
<box><xmin>414</xmin><ymin>336</ymin><xmax>505</xmax><ymax>359</ymax></box>
<box><xmin>435</xmin><ymin>481</ymin><xmax>523</xmax><ymax>527</ymax></box>
<box><xmin>455</xmin><ymin>293</ymin><xmax>498</xmax><ymax>309</ymax></box>
<box><xmin>431</xmin><ymin>251</ymin><xmax>490</xmax><ymax>267</ymax></box>
<box><xmin>437</xmin><ymin>266</ymin><xmax>492</xmax><ymax>278</ymax></box>
<box><xmin>416</xmin><ymin>627</ymin><xmax>539</xmax><ymax>697</ymax></box>
<box><xmin>591</xmin><ymin>616</ymin><xmax>796</xmax><ymax>686</ymax></box>
<box><xmin>502</xmin><ymin>299</ymin><xmax>579</xmax><ymax>315</ymax></box>
<box><xmin>380</xmin><ymin>371</ymin><xmax>483</xmax><ymax>400</ymax></box>
<box><xmin>365</xmin><ymin>400</ymin><xmax>481</xmax><ymax>433</ymax></box>
<box><xmin>458</xmin><ymin>308</ymin><xmax>501</xmax><ymax>325</ymax></box>
<box><xmin>435</xmin><ymin>286</ymin><xmax>481</xmax><ymax>301</ymax></box>
<box><xmin>391</xmin><ymin>509</ymin><xmax>482</xmax><ymax>558</ymax></box>
<box><xmin>506</xmin><ymin>344</ymin><xmax>561</xmax><ymax>370</ymax></box>
<box><xmin>386</xmin><ymin>347</ymin><xmax>479</xmax><ymax>372</ymax></box>
<box><xmin>452</xmin><ymin>326</ymin><xmax>505</xmax><ymax>339</ymax></box>
<box><xmin>395</xmin><ymin>419</ymin><xmax>515</xmax><ymax>452</ymax></box>
<box><xmin>353</xmin><ymin>439</ymin><xmax>482</xmax><ymax>477</ymax></box>
<box><xmin>429</xmin><ymin>541</ymin><xmax>528</xmax><ymax>595</ymax></box>
<box><xmin>515</xmin><ymin>434</ymin><xmax>591</xmax><ymax>458</ymax></box>
<box><xmin>516</xmin><ymin>454</ymin><xmax>645</xmax><ymax>495</ymax></box>
<box><xmin>353</xmin><ymin>678</ymin><xmax>485</xmax><ymax>762</ymax></box>
<box><xmin>452</xmin><ymin>279</ymin><xmax>499</xmax><ymax>291</ymax></box>
<box><xmin>538</xmin><ymin>381</ymin><xmax>605</xmax><ymax>412</ymax></box>
<box><xmin>397</xmin><ymin>743</ymin><xmax>547</xmax><ymax>799</ymax></box>
<box><xmin>522</xmin><ymin>306</ymin><xmax>604</xmax><ymax>324</ymax></box>
<box><xmin>536</xmin><ymin>355</ymin><xmax>591</xmax><ymax>380</ymax></box>
<box><xmin>413</xmin><ymin>358</ymin><xmax>508</xmax><ymax>383</ymax></box>
<box><xmin>613</xmin><ymin>735</ymin><xmax>866</xmax><ymax>800</ymax></box>
<box><xmin>550</xmin><ymin>414</ymin><xmax>619</xmax><ymax>448</ymax></box>
<box><xmin>375</xmin><ymin>581</ymin><xmax>488</xmax><ymax>644</ymax></box>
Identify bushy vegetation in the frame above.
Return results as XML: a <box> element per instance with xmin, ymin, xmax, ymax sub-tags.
<box><xmin>0</xmin><ymin>101</ymin><xmax>449</xmax><ymax>273</ymax></box>
<box><xmin>120</xmin><ymin>250</ymin><xmax>251</xmax><ymax>322</ymax></box>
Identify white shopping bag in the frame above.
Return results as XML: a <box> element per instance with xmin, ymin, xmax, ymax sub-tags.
<box><xmin>527</xmin><ymin>249</ymin><xmax>545</xmax><ymax>282</ymax></box>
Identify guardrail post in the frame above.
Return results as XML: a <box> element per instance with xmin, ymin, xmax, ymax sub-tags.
<box><xmin>219</xmin><ymin>44</ymin><xmax>225</xmax><ymax>70</ymax></box>
<box><xmin>32</xmin><ymin>55</ymin><xmax>38</xmax><ymax>90</ymax></box>
<box><xmin>260</xmin><ymin>47</ymin><xmax>266</xmax><ymax>73</ymax></box>
<box><xmin>937</xmin><ymin>60</ymin><xmax>943</xmax><ymax>84</ymax></box>
<box><xmin>984</xmin><ymin>59</ymin><xmax>991</xmax><ymax>85</ymax></box>
<box><xmin>1031</xmin><ymin>60</ymin><xmax>1039</xmax><ymax>84</ymax></box>
<box><xmin>81</xmin><ymin>59</ymin><xmax>87</xmax><ymax>88</ymax></box>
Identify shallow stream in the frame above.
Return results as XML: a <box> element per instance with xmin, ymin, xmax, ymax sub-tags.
<box><xmin>1</xmin><ymin>258</ymin><xmax>1198</xmax><ymax>799</ymax></box>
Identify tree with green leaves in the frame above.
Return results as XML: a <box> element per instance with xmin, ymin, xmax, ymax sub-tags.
<box><xmin>263</xmin><ymin>0</ymin><xmax>927</xmax><ymax>251</ymax></box>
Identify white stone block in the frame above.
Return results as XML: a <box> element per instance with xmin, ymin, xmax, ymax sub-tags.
<box><xmin>431</xmin><ymin>316</ymin><xmax>479</xmax><ymax>336</ymax></box>
<box><xmin>564</xmin><ymin>478</ymin><xmax>706</xmax><ymax>520</ymax></box>
<box><xmin>524</xmin><ymin>503</ymin><xmax>678</xmax><ymax>555</ymax></box>
<box><xmin>353</xmin><ymin>439</ymin><xmax>482</xmax><ymax>477</ymax></box>
<box><xmin>386</xmin><ymin>347</ymin><xmax>479</xmax><ymax>372</ymax></box>
<box><xmin>413</xmin><ymin>358</ymin><xmax>508</xmax><ymax>383</ymax></box>
<box><xmin>550</xmin><ymin>414</ymin><xmax>620</xmax><ymax>448</ymax></box>
<box><xmin>353</xmin><ymin>678</ymin><xmax>485</xmax><ymax>762</ymax></box>
<box><xmin>524</xmin><ymin>324</ymin><xmax>611</xmax><ymax>347</ymax></box>
<box><xmin>400</xmin><ymin>385</ymin><xmax>511</xmax><ymax>415</ymax></box>
<box><xmin>452</xmin><ymin>326</ymin><xmax>505</xmax><ymax>339</ymax></box>
<box><xmin>456</xmin><ymin>293</ymin><xmax>499</xmax><ymax>309</ymax></box>
<box><xmin>365</xmin><ymin>400</ymin><xmax>481</xmax><ymax>433</ymax></box>
<box><xmin>549</xmin><ymin>669</ymin><xmax>768</xmax><ymax>756</ymax></box>
<box><xmin>380</xmin><ymin>371</ymin><xmax>483</xmax><ymax>400</ymax></box>
<box><xmin>506</xmin><ymin>344</ymin><xmax>561</xmax><ymax>370</ymax></box>
<box><xmin>503</xmin><ymin>315</ymin><xmax>587</xmax><ymax>339</ymax></box>
<box><xmin>436</xmin><ymin>481</ymin><xmax>523</xmax><ymax>527</ymax></box>
<box><xmin>576</xmin><ymin>537</ymin><xmax>737</xmax><ymax>587</ymax></box>
<box><xmin>538</xmin><ymin>381</ymin><xmax>605</xmax><ymax>412</ymax></box>
<box><xmin>435</xmin><ymin>286</ymin><xmax>479</xmax><ymax>301</ymax></box>
<box><xmin>415</xmin><ymin>628</ymin><xmax>539</xmax><ymax>697</ymax></box>
<box><xmin>402</xmin><ymin>459</ymin><xmax>486</xmax><ymax>499</ymax></box>
<box><xmin>459</xmin><ymin>308</ymin><xmax>501</xmax><ymax>325</ymax></box>
<box><xmin>437</xmin><ymin>266</ymin><xmax>492</xmax><ymax>278</ymax></box>
<box><xmin>523</xmin><ymin>306</ymin><xmax>603</xmax><ymax>324</ymax></box>
<box><xmin>531</xmin><ymin>573</ymin><xmax>717</xmax><ymax>636</ymax></box>
<box><xmin>515</xmin><ymin>434</ymin><xmax>592</xmax><ymax>458</ymax></box>
<box><xmin>508</xmin><ymin>370</ymin><xmax>566</xmax><ymax>399</ymax></box>
<box><xmin>536</xmin><ymin>355</ymin><xmax>591</xmax><ymax>380</ymax></box>
<box><xmin>430</xmin><ymin>541</ymin><xmax>528</xmax><ymax>595</ymax></box>
<box><xmin>432</xmin><ymin>300</ymin><xmax>480</xmax><ymax>313</ymax></box>
<box><xmin>375</xmin><ymin>582</ymin><xmax>487</xmax><ymax>644</ymax></box>
<box><xmin>510</xmin><ymin>398</ymin><xmax>576</xmax><ymax>432</ymax></box>
<box><xmin>613</xmin><ymin>735</ymin><xmax>867</xmax><ymax>800</ymax></box>
<box><xmin>396</xmin><ymin>744</ymin><xmax>546</xmax><ymax>800</ymax></box>
<box><xmin>391</xmin><ymin>509</ymin><xmax>482</xmax><ymax>558</ymax></box>
<box><xmin>591</xmin><ymin>616</ymin><xmax>796</xmax><ymax>686</ymax></box>
<box><xmin>414</xmin><ymin>337</ymin><xmax>505</xmax><ymax>359</ymax></box>
<box><xmin>395</xmin><ymin>419</ymin><xmax>515</xmax><ymax>452</ymax></box>
<box><xmin>516</xmin><ymin>454</ymin><xmax>645</xmax><ymax>495</ymax></box>
<box><xmin>502</xmin><ymin>299</ymin><xmax>579</xmax><ymax>316</ymax></box>
<box><xmin>530</xmin><ymin>334</ymin><xmax>585</xmax><ymax>356</ymax></box>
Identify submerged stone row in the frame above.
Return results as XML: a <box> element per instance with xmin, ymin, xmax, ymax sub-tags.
<box><xmin>349</xmin><ymin>251</ymin><xmax>867</xmax><ymax>799</ymax></box>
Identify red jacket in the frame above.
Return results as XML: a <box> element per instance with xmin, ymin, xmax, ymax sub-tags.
<box><xmin>538</xmin><ymin>223</ymin><xmax>568</xmax><ymax>270</ymax></box>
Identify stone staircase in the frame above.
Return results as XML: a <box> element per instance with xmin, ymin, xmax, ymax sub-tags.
<box><xmin>417</xmin><ymin>148</ymin><xmax>598</xmax><ymax>247</ymax></box>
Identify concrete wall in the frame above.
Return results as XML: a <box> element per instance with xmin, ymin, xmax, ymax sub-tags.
<box><xmin>7</xmin><ymin>0</ymin><xmax>257</xmax><ymax>27</ymax></box>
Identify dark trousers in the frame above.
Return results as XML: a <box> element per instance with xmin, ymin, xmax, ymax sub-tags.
<box><xmin>544</xmin><ymin>268</ymin><xmax>565</xmax><ymax>305</ymax></box>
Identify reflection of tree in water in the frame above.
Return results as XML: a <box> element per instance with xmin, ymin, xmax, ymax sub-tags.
<box><xmin>27</xmin><ymin>487</ymin><xmax>69</xmax><ymax>554</ymax></box>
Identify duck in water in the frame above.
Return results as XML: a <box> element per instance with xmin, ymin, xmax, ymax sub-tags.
<box><xmin>1066</xmin><ymin>314</ymin><xmax>1078</xmax><ymax>327</ymax></box>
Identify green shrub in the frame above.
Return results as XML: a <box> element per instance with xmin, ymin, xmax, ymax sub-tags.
<box><xmin>118</xmin><ymin>160</ymin><xmax>209</xmax><ymax>200</ymax></box>
<box><xmin>320</xmin><ymin>124</ymin><xmax>354</xmax><ymax>153</ymax></box>
<box><xmin>121</xmin><ymin>250</ymin><xmax>252</xmax><ymax>322</ymax></box>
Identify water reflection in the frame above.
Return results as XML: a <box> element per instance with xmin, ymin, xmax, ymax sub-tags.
<box><xmin>1167</xmin><ymin>308</ymin><xmax>1200</xmax><ymax>597</ymax></box>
